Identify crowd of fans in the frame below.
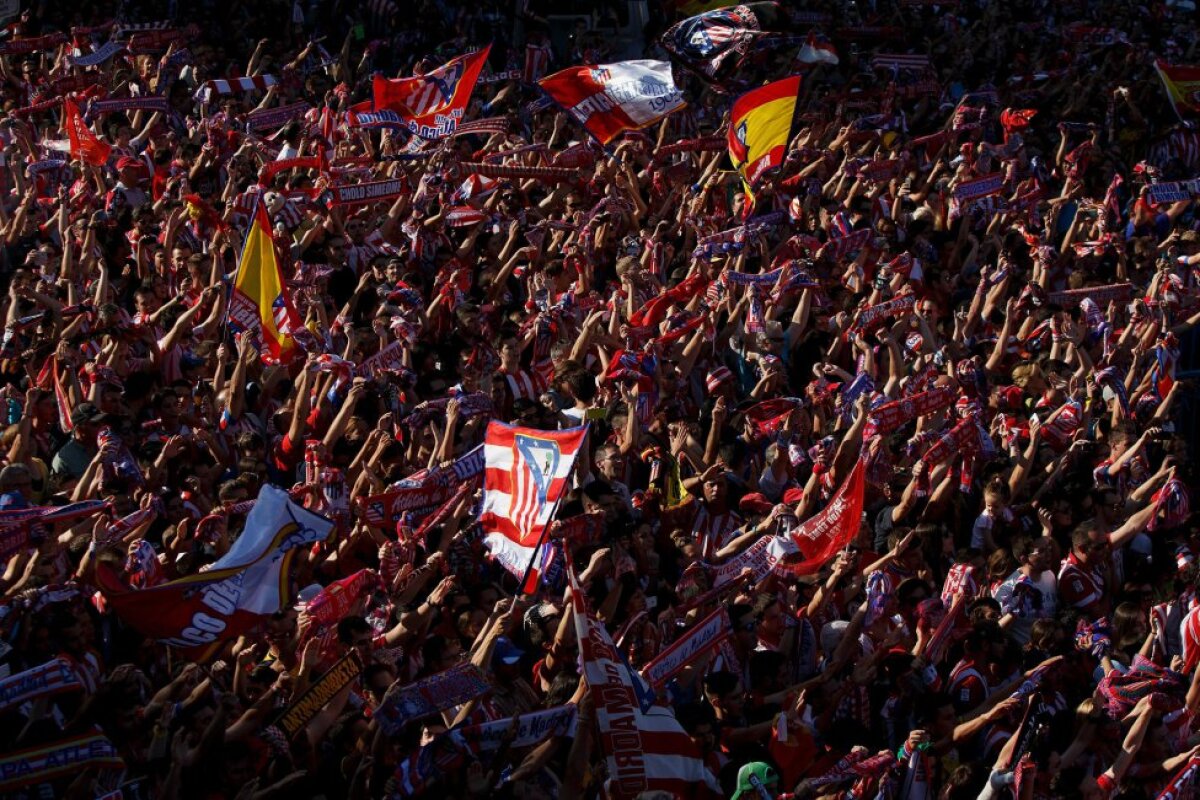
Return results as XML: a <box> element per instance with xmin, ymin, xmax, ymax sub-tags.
<box><xmin>1</xmin><ymin>0</ymin><xmax>1200</xmax><ymax>798</ymax></box>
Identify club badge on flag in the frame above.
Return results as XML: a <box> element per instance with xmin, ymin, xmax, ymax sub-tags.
<box><xmin>538</xmin><ymin>60</ymin><xmax>685</xmax><ymax>145</ymax></box>
<box><xmin>480</xmin><ymin>421</ymin><xmax>587</xmax><ymax>587</ymax></box>
<box><xmin>1155</xmin><ymin>60</ymin><xmax>1200</xmax><ymax>121</ymax></box>
<box><xmin>373</xmin><ymin>46</ymin><xmax>491</xmax><ymax>139</ymax></box>
<box><xmin>96</xmin><ymin>485</ymin><xmax>332</xmax><ymax>661</ymax></box>
<box><xmin>228</xmin><ymin>201</ymin><xmax>304</xmax><ymax>364</ymax></box>
<box><xmin>662</xmin><ymin>3</ymin><xmax>784</xmax><ymax>81</ymax></box>
<box><xmin>728</xmin><ymin>75</ymin><xmax>802</xmax><ymax>206</ymax></box>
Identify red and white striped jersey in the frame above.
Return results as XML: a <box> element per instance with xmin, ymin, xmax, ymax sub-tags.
<box><xmin>501</xmin><ymin>369</ymin><xmax>547</xmax><ymax>404</ymax></box>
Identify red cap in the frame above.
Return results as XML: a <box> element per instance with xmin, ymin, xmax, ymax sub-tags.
<box><xmin>116</xmin><ymin>155</ymin><xmax>143</xmax><ymax>172</ymax></box>
<box><xmin>1001</xmin><ymin>385</ymin><xmax>1024</xmax><ymax>409</ymax></box>
<box><xmin>783</xmin><ymin>487</ymin><xmax>805</xmax><ymax>505</ymax></box>
<box><xmin>739</xmin><ymin>493</ymin><xmax>773</xmax><ymax>515</ymax></box>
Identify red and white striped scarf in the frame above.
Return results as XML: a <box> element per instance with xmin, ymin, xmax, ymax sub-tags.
<box><xmin>195</xmin><ymin>75</ymin><xmax>277</xmax><ymax>102</ymax></box>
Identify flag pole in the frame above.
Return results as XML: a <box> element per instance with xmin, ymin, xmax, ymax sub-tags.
<box><xmin>517</xmin><ymin>495</ymin><xmax>560</xmax><ymax>596</ymax></box>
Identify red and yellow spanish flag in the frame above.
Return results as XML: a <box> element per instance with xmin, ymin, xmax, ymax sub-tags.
<box><xmin>1155</xmin><ymin>60</ymin><xmax>1200</xmax><ymax>121</ymax></box>
<box><xmin>728</xmin><ymin>75</ymin><xmax>801</xmax><ymax>209</ymax></box>
<box><xmin>228</xmin><ymin>202</ymin><xmax>302</xmax><ymax>364</ymax></box>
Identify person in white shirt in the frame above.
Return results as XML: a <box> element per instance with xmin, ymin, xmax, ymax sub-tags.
<box><xmin>994</xmin><ymin>536</ymin><xmax>1058</xmax><ymax>645</ymax></box>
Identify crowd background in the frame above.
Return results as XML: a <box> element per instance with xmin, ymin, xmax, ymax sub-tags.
<box><xmin>0</xmin><ymin>0</ymin><xmax>1200</xmax><ymax>799</ymax></box>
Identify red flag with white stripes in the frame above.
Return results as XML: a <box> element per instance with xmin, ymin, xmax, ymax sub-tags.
<box><xmin>52</xmin><ymin>358</ymin><xmax>74</xmax><ymax>433</ymax></box>
<box><xmin>567</xmin><ymin>552</ymin><xmax>722</xmax><ymax>799</ymax></box>
<box><xmin>373</xmin><ymin>46</ymin><xmax>491</xmax><ymax>139</ymax></box>
<box><xmin>523</xmin><ymin>41</ymin><xmax>552</xmax><ymax>83</ymax></box>
<box><xmin>480</xmin><ymin>421</ymin><xmax>586</xmax><ymax>588</ymax></box>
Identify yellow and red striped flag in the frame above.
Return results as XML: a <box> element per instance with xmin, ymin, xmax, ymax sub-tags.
<box><xmin>728</xmin><ymin>75</ymin><xmax>802</xmax><ymax>210</ymax></box>
<box><xmin>228</xmin><ymin>201</ymin><xmax>302</xmax><ymax>364</ymax></box>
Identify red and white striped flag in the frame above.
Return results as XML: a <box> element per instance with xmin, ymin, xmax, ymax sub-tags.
<box><xmin>538</xmin><ymin>60</ymin><xmax>685</xmax><ymax>145</ymax></box>
<box><xmin>52</xmin><ymin>358</ymin><xmax>74</xmax><ymax>433</ymax></box>
<box><xmin>524</xmin><ymin>40</ymin><xmax>552</xmax><ymax>83</ymax></box>
<box><xmin>480</xmin><ymin>421</ymin><xmax>587</xmax><ymax>590</ymax></box>
<box><xmin>567</xmin><ymin>553</ymin><xmax>722</xmax><ymax>799</ymax></box>
<box><xmin>373</xmin><ymin>46</ymin><xmax>491</xmax><ymax>139</ymax></box>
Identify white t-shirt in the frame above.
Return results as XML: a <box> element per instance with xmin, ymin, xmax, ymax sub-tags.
<box><xmin>993</xmin><ymin>568</ymin><xmax>1058</xmax><ymax>644</ymax></box>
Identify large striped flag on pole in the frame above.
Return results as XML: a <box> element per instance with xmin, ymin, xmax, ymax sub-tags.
<box><xmin>480</xmin><ymin>421</ymin><xmax>586</xmax><ymax>592</ymax></box>
<box><xmin>227</xmin><ymin>200</ymin><xmax>303</xmax><ymax>364</ymax></box>
<box><xmin>567</xmin><ymin>551</ymin><xmax>722</xmax><ymax>799</ymax></box>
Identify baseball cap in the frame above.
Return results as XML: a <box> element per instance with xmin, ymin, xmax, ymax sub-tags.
<box><xmin>706</xmin><ymin>367</ymin><xmax>733</xmax><ymax>393</ymax></box>
<box><xmin>116</xmin><ymin>155</ymin><xmax>143</xmax><ymax>172</ymax></box>
<box><xmin>733</xmin><ymin>762</ymin><xmax>778</xmax><ymax>800</ymax></box>
<box><xmin>738</xmin><ymin>493</ymin><xmax>773</xmax><ymax>515</ymax></box>
<box><xmin>783</xmin><ymin>487</ymin><xmax>805</xmax><ymax>505</ymax></box>
<box><xmin>70</xmin><ymin>402</ymin><xmax>103</xmax><ymax>427</ymax></box>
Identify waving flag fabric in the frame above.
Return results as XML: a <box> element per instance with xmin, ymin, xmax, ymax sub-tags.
<box><xmin>728</xmin><ymin>75</ymin><xmax>801</xmax><ymax>205</ymax></box>
<box><xmin>662</xmin><ymin>3</ymin><xmax>783</xmax><ymax>80</ymax></box>
<box><xmin>480</xmin><ymin>421</ymin><xmax>586</xmax><ymax>586</ymax></box>
<box><xmin>539</xmin><ymin>60</ymin><xmax>685</xmax><ymax>144</ymax></box>
<box><xmin>797</xmin><ymin>32</ymin><xmax>839</xmax><ymax>65</ymax></box>
<box><xmin>228</xmin><ymin>201</ymin><xmax>303</xmax><ymax>364</ymax></box>
<box><xmin>64</xmin><ymin>98</ymin><xmax>111</xmax><ymax>166</ymax></box>
<box><xmin>567</xmin><ymin>552</ymin><xmax>722</xmax><ymax>799</ymax></box>
<box><xmin>1155</xmin><ymin>60</ymin><xmax>1200</xmax><ymax>122</ymax></box>
<box><xmin>96</xmin><ymin>485</ymin><xmax>332</xmax><ymax>661</ymax></box>
<box><xmin>373</xmin><ymin>46</ymin><xmax>491</xmax><ymax>139</ymax></box>
<box><xmin>774</xmin><ymin>457</ymin><xmax>866</xmax><ymax>577</ymax></box>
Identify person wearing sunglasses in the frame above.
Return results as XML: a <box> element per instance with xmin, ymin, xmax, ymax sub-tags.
<box><xmin>1058</xmin><ymin>503</ymin><xmax>1162</xmax><ymax>619</ymax></box>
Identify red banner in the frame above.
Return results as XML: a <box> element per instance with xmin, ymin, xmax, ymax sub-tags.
<box><xmin>776</xmin><ymin>458</ymin><xmax>866</xmax><ymax>576</ymax></box>
<box><xmin>64</xmin><ymin>98</ymin><xmax>111</xmax><ymax>166</ymax></box>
